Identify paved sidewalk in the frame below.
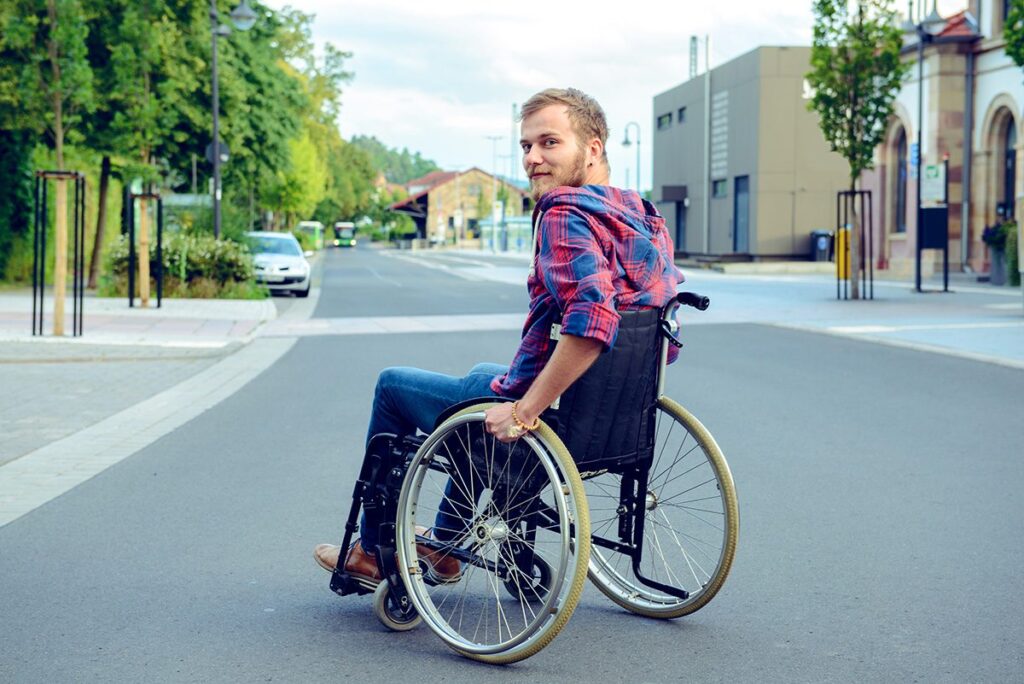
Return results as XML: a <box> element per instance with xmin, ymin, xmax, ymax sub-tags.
<box><xmin>0</xmin><ymin>259</ymin><xmax>321</xmax><ymax>527</ymax></box>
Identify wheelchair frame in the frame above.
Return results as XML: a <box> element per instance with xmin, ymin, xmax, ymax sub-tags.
<box><xmin>328</xmin><ymin>291</ymin><xmax>737</xmax><ymax>661</ymax></box>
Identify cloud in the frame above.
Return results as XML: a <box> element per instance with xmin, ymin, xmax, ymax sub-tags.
<box><xmin>267</xmin><ymin>0</ymin><xmax>969</xmax><ymax>188</ymax></box>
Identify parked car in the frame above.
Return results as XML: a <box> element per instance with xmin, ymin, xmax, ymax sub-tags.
<box><xmin>246</xmin><ymin>231</ymin><xmax>311</xmax><ymax>297</ymax></box>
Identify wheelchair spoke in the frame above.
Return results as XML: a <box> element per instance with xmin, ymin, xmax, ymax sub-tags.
<box><xmin>648</xmin><ymin>511</ymin><xmax>718</xmax><ymax>574</ymax></box>
<box><xmin>397</xmin><ymin>409</ymin><xmax>588</xmax><ymax>659</ymax></box>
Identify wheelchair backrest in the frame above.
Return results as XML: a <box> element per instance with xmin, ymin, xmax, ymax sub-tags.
<box><xmin>545</xmin><ymin>308</ymin><xmax>661</xmax><ymax>471</ymax></box>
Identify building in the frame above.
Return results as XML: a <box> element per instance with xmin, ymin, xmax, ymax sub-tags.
<box><xmin>861</xmin><ymin>1</ymin><xmax>1023</xmax><ymax>278</ymax></box>
<box><xmin>652</xmin><ymin>46</ymin><xmax>849</xmax><ymax>259</ymax></box>
<box><xmin>391</xmin><ymin>168</ymin><xmax>528</xmax><ymax>244</ymax></box>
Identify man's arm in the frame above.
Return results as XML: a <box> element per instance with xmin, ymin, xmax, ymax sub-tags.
<box><xmin>484</xmin><ymin>333</ymin><xmax>602</xmax><ymax>442</ymax></box>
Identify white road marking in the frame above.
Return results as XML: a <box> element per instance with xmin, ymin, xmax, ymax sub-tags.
<box><xmin>828</xmin><ymin>321</ymin><xmax>1024</xmax><ymax>334</ymax></box>
<box><xmin>259</xmin><ymin>313</ymin><xmax>524</xmax><ymax>338</ymax></box>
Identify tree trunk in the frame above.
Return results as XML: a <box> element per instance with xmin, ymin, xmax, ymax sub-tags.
<box><xmin>87</xmin><ymin>155</ymin><xmax>111</xmax><ymax>289</ymax></box>
<box><xmin>848</xmin><ymin>181</ymin><xmax>861</xmax><ymax>300</ymax></box>
<box><xmin>48</xmin><ymin>0</ymin><xmax>67</xmax><ymax>335</ymax></box>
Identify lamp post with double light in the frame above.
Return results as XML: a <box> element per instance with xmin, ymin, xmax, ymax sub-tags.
<box><xmin>902</xmin><ymin>1</ymin><xmax>945</xmax><ymax>291</ymax></box>
<box><xmin>622</xmin><ymin>121</ymin><xmax>641</xmax><ymax>194</ymax></box>
<box><xmin>210</xmin><ymin>0</ymin><xmax>257</xmax><ymax>239</ymax></box>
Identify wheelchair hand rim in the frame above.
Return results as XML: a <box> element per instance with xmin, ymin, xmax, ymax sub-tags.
<box><xmin>395</xmin><ymin>409</ymin><xmax>577</xmax><ymax>657</ymax></box>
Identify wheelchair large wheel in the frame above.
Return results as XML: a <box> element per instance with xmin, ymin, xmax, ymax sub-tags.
<box><xmin>585</xmin><ymin>396</ymin><xmax>738</xmax><ymax>618</ymax></box>
<box><xmin>395</xmin><ymin>403</ymin><xmax>590</xmax><ymax>664</ymax></box>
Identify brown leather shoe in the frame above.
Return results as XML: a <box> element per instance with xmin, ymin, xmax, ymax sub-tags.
<box><xmin>313</xmin><ymin>540</ymin><xmax>382</xmax><ymax>584</ymax></box>
<box><xmin>415</xmin><ymin>527</ymin><xmax>462</xmax><ymax>584</ymax></box>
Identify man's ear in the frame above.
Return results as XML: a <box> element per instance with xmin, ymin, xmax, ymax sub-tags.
<box><xmin>588</xmin><ymin>138</ymin><xmax>603</xmax><ymax>166</ymax></box>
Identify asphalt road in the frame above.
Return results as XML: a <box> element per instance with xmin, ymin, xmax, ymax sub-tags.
<box><xmin>2</xmin><ymin>247</ymin><xmax>1021</xmax><ymax>682</ymax></box>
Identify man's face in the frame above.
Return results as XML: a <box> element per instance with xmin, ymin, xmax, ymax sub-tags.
<box><xmin>520</xmin><ymin>105</ymin><xmax>596</xmax><ymax>202</ymax></box>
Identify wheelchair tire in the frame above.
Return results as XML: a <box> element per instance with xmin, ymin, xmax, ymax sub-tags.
<box><xmin>372</xmin><ymin>581</ymin><xmax>422</xmax><ymax>632</ymax></box>
<box><xmin>585</xmin><ymin>397</ymin><xmax>739</xmax><ymax>619</ymax></box>
<box><xmin>395</xmin><ymin>402</ymin><xmax>590</xmax><ymax>664</ymax></box>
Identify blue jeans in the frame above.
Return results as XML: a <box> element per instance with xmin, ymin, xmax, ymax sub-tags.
<box><xmin>359</xmin><ymin>363</ymin><xmax>506</xmax><ymax>548</ymax></box>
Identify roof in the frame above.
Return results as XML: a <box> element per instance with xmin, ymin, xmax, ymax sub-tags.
<box><xmin>937</xmin><ymin>10</ymin><xmax>979</xmax><ymax>39</ymax></box>
<box><xmin>405</xmin><ymin>170</ymin><xmax>459</xmax><ymax>189</ymax></box>
<box><xmin>390</xmin><ymin>168</ymin><xmax>527</xmax><ymax>212</ymax></box>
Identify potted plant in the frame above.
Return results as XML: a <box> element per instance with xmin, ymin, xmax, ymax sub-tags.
<box><xmin>982</xmin><ymin>221</ymin><xmax>1011</xmax><ymax>286</ymax></box>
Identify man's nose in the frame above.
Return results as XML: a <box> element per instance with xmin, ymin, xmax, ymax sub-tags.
<box><xmin>523</xmin><ymin>145</ymin><xmax>543</xmax><ymax>168</ymax></box>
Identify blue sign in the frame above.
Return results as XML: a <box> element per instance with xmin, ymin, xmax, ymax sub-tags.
<box><xmin>910</xmin><ymin>142</ymin><xmax>920</xmax><ymax>167</ymax></box>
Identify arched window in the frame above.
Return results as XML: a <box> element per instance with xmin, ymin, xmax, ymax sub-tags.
<box><xmin>895</xmin><ymin>128</ymin><xmax>907</xmax><ymax>233</ymax></box>
<box><xmin>1002</xmin><ymin>118</ymin><xmax>1016</xmax><ymax>219</ymax></box>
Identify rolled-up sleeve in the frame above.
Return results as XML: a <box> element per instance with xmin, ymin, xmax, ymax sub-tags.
<box><xmin>538</xmin><ymin>204</ymin><xmax>620</xmax><ymax>349</ymax></box>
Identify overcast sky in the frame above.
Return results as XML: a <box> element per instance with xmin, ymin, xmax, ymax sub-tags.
<box><xmin>264</xmin><ymin>0</ymin><xmax>968</xmax><ymax>191</ymax></box>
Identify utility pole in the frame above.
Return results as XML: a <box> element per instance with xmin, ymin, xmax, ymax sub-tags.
<box><xmin>486</xmin><ymin>135</ymin><xmax>503</xmax><ymax>251</ymax></box>
<box><xmin>703</xmin><ymin>34</ymin><xmax>712</xmax><ymax>255</ymax></box>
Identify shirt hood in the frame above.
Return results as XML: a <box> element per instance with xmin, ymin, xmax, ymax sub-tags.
<box><xmin>535</xmin><ymin>185</ymin><xmax>668</xmax><ymax>242</ymax></box>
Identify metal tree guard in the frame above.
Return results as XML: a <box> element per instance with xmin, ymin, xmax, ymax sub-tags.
<box><xmin>835</xmin><ymin>190</ymin><xmax>874</xmax><ymax>300</ymax></box>
<box><xmin>32</xmin><ymin>170</ymin><xmax>86</xmax><ymax>336</ymax></box>
<box><xmin>122</xmin><ymin>188</ymin><xmax>164</xmax><ymax>308</ymax></box>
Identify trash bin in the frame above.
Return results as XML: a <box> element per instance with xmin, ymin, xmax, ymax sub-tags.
<box><xmin>810</xmin><ymin>230</ymin><xmax>833</xmax><ymax>261</ymax></box>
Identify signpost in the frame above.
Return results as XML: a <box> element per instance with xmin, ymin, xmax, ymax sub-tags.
<box><xmin>917</xmin><ymin>159</ymin><xmax>950</xmax><ymax>292</ymax></box>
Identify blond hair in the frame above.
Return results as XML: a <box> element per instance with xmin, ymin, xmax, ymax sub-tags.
<box><xmin>520</xmin><ymin>88</ymin><xmax>609</xmax><ymax>163</ymax></box>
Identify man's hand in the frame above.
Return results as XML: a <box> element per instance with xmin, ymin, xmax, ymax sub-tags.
<box><xmin>484</xmin><ymin>402</ymin><xmax>522</xmax><ymax>443</ymax></box>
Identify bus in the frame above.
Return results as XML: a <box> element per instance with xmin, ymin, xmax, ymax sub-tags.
<box><xmin>333</xmin><ymin>221</ymin><xmax>356</xmax><ymax>248</ymax></box>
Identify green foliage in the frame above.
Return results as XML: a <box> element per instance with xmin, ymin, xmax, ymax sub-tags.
<box><xmin>313</xmin><ymin>138</ymin><xmax>376</xmax><ymax>223</ymax></box>
<box><xmin>103</xmin><ymin>231</ymin><xmax>255</xmax><ymax>288</ymax></box>
<box><xmin>0</xmin><ymin>0</ymin><xmax>95</xmax><ymax>163</ymax></box>
<box><xmin>1006</xmin><ymin>0</ymin><xmax>1024</xmax><ymax>68</ymax></box>
<box><xmin>0</xmin><ymin>130</ymin><xmax>34</xmax><ymax>278</ymax></box>
<box><xmin>807</xmin><ymin>0</ymin><xmax>908</xmax><ymax>186</ymax></box>
<box><xmin>1005</xmin><ymin>222</ymin><xmax>1020</xmax><ymax>286</ymax></box>
<box><xmin>350</xmin><ymin>135</ymin><xmax>440</xmax><ymax>184</ymax></box>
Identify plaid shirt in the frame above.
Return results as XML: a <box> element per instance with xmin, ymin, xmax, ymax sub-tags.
<box><xmin>492</xmin><ymin>185</ymin><xmax>684</xmax><ymax>397</ymax></box>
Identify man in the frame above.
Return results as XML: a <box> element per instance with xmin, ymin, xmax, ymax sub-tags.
<box><xmin>314</xmin><ymin>87</ymin><xmax>683</xmax><ymax>583</ymax></box>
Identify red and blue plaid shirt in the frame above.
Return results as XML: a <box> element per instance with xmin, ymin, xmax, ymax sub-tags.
<box><xmin>492</xmin><ymin>185</ymin><xmax>684</xmax><ymax>397</ymax></box>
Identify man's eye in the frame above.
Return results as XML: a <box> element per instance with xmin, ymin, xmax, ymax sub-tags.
<box><xmin>544</xmin><ymin>139</ymin><xmax>557</xmax><ymax>146</ymax></box>
<box><xmin>521</xmin><ymin>144</ymin><xmax>531</xmax><ymax>153</ymax></box>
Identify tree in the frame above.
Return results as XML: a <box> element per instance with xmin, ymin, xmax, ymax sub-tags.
<box><xmin>1005</xmin><ymin>0</ymin><xmax>1024</xmax><ymax>67</ymax></box>
<box><xmin>0</xmin><ymin>0</ymin><xmax>94</xmax><ymax>331</ymax></box>
<box><xmin>807</xmin><ymin>0</ymin><xmax>907</xmax><ymax>299</ymax></box>
<box><xmin>350</xmin><ymin>135</ymin><xmax>440</xmax><ymax>184</ymax></box>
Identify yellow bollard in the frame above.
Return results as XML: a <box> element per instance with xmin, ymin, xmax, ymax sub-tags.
<box><xmin>836</xmin><ymin>227</ymin><xmax>850</xmax><ymax>280</ymax></box>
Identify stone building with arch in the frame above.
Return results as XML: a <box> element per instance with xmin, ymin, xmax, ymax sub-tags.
<box><xmin>860</xmin><ymin>0</ymin><xmax>1023</xmax><ymax>278</ymax></box>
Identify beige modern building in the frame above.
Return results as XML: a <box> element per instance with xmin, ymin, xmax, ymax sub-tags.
<box><xmin>862</xmin><ymin>1</ymin><xmax>1024</xmax><ymax>280</ymax></box>
<box><xmin>652</xmin><ymin>46</ymin><xmax>849</xmax><ymax>259</ymax></box>
<box><xmin>392</xmin><ymin>168</ymin><xmax>528</xmax><ymax>243</ymax></box>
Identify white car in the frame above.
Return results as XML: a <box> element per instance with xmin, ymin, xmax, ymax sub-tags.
<box><xmin>246</xmin><ymin>231</ymin><xmax>311</xmax><ymax>297</ymax></box>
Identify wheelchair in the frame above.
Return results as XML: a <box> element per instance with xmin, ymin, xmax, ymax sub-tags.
<box><xmin>328</xmin><ymin>292</ymin><xmax>739</xmax><ymax>664</ymax></box>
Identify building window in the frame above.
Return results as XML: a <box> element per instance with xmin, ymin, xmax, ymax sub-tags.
<box><xmin>895</xmin><ymin>128</ymin><xmax>907</xmax><ymax>233</ymax></box>
<box><xmin>657</xmin><ymin>113</ymin><xmax>672</xmax><ymax>130</ymax></box>
<box><xmin>1005</xmin><ymin>0</ymin><xmax>1011</xmax><ymax>22</ymax></box>
<box><xmin>467</xmin><ymin>183</ymin><xmax>482</xmax><ymax>197</ymax></box>
<box><xmin>677</xmin><ymin>107</ymin><xmax>686</xmax><ymax>123</ymax></box>
<box><xmin>712</xmin><ymin>179</ymin><xmax>727</xmax><ymax>198</ymax></box>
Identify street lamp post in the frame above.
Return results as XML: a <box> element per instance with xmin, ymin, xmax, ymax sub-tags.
<box><xmin>622</xmin><ymin>121</ymin><xmax>641</xmax><ymax>194</ymax></box>
<box><xmin>903</xmin><ymin>1</ymin><xmax>945</xmax><ymax>291</ymax></box>
<box><xmin>486</xmin><ymin>135</ymin><xmax>503</xmax><ymax>251</ymax></box>
<box><xmin>210</xmin><ymin>0</ymin><xmax>257</xmax><ymax>240</ymax></box>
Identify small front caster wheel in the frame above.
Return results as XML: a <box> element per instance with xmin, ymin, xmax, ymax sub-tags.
<box><xmin>373</xmin><ymin>581</ymin><xmax>421</xmax><ymax>632</ymax></box>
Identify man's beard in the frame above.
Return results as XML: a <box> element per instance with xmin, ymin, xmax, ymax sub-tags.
<box><xmin>529</xmin><ymin>146</ymin><xmax>589</xmax><ymax>202</ymax></box>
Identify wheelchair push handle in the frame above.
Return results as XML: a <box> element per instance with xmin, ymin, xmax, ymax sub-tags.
<box><xmin>676</xmin><ymin>291</ymin><xmax>710</xmax><ymax>311</ymax></box>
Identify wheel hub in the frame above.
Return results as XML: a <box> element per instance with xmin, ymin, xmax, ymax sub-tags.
<box><xmin>645</xmin><ymin>490</ymin><xmax>659</xmax><ymax>511</ymax></box>
<box><xmin>474</xmin><ymin>519</ymin><xmax>510</xmax><ymax>542</ymax></box>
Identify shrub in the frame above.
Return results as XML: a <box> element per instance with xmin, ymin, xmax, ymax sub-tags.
<box><xmin>101</xmin><ymin>233</ymin><xmax>265</xmax><ymax>299</ymax></box>
<box><xmin>981</xmin><ymin>222</ymin><xmax>1011</xmax><ymax>250</ymax></box>
<box><xmin>1006</xmin><ymin>222</ymin><xmax>1020</xmax><ymax>287</ymax></box>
